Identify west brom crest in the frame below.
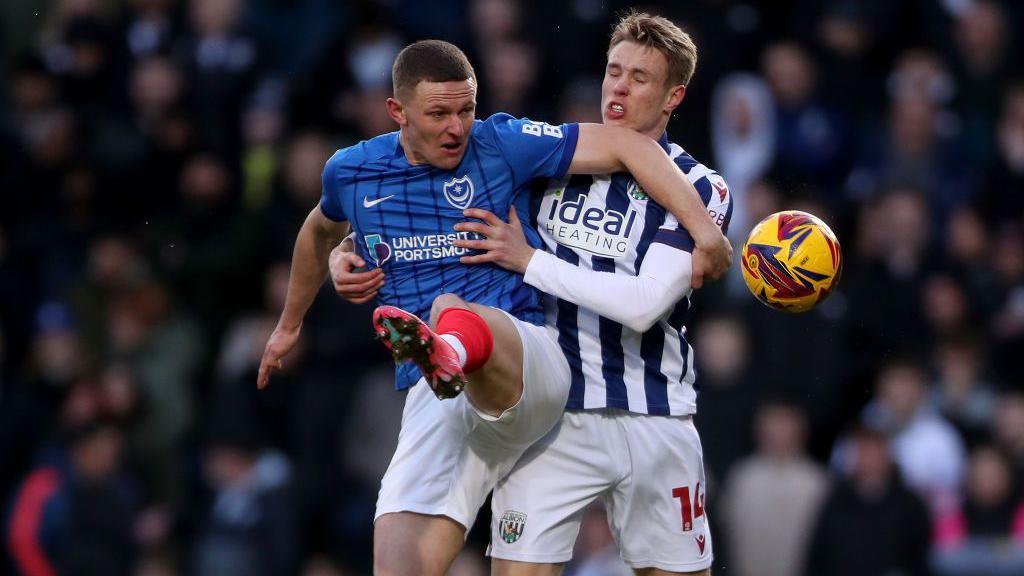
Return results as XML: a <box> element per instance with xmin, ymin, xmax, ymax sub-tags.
<box><xmin>443</xmin><ymin>175</ymin><xmax>474</xmax><ymax>210</ymax></box>
<box><xmin>499</xmin><ymin>510</ymin><xmax>526</xmax><ymax>544</ymax></box>
<box><xmin>627</xmin><ymin>180</ymin><xmax>648</xmax><ymax>201</ymax></box>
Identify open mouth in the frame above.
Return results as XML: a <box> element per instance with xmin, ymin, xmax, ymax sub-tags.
<box><xmin>440</xmin><ymin>142</ymin><xmax>463</xmax><ymax>155</ymax></box>
<box><xmin>607</xmin><ymin>102</ymin><xmax>625</xmax><ymax>119</ymax></box>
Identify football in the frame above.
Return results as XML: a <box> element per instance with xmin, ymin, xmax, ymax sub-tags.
<box><xmin>740</xmin><ymin>210</ymin><xmax>843</xmax><ymax>313</ymax></box>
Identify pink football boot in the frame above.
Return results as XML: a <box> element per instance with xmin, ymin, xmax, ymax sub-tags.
<box><xmin>373</xmin><ymin>306</ymin><xmax>467</xmax><ymax>399</ymax></box>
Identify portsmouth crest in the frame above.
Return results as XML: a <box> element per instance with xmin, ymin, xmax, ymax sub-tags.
<box><xmin>363</xmin><ymin>234</ymin><xmax>392</xmax><ymax>266</ymax></box>
<box><xmin>499</xmin><ymin>510</ymin><xmax>526</xmax><ymax>544</ymax></box>
<box><xmin>627</xmin><ymin>180</ymin><xmax>648</xmax><ymax>201</ymax></box>
<box><xmin>443</xmin><ymin>175</ymin><xmax>474</xmax><ymax>210</ymax></box>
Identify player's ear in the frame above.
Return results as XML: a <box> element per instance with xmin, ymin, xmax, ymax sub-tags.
<box><xmin>664</xmin><ymin>84</ymin><xmax>686</xmax><ymax>113</ymax></box>
<box><xmin>386</xmin><ymin>97</ymin><xmax>407</xmax><ymax>126</ymax></box>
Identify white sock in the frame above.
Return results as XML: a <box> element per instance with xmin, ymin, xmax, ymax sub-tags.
<box><xmin>440</xmin><ymin>333</ymin><xmax>468</xmax><ymax>368</ymax></box>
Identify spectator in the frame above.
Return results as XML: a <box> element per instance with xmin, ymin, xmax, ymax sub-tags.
<box><xmin>5</xmin><ymin>419</ymin><xmax>140</xmax><ymax>576</ymax></box>
<box><xmin>192</xmin><ymin>409</ymin><xmax>298</xmax><ymax>576</ymax></box>
<box><xmin>978</xmin><ymin>84</ymin><xmax>1024</xmax><ymax>226</ymax></box>
<box><xmin>862</xmin><ymin>357</ymin><xmax>967</xmax><ymax>510</ymax></box>
<box><xmin>806</xmin><ymin>427</ymin><xmax>931</xmax><ymax>576</ymax></box>
<box><xmin>761</xmin><ymin>41</ymin><xmax>847</xmax><ymax>190</ymax></box>
<box><xmin>710</xmin><ymin>73</ymin><xmax>775</xmax><ymax>240</ymax></box>
<box><xmin>933</xmin><ymin>445</ymin><xmax>1024</xmax><ymax>576</ymax></box>
<box><xmin>720</xmin><ymin>401</ymin><xmax>828</xmax><ymax>576</ymax></box>
<box><xmin>950</xmin><ymin>1</ymin><xmax>1016</xmax><ymax>165</ymax></box>
<box><xmin>692</xmin><ymin>314</ymin><xmax>756</xmax><ymax>485</ymax></box>
<box><xmin>929</xmin><ymin>336</ymin><xmax>998</xmax><ymax>446</ymax></box>
<box><xmin>566</xmin><ymin>504</ymin><xmax>631</xmax><ymax>576</ymax></box>
<box><xmin>993</xmin><ymin>392</ymin><xmax>1024</xmax><ymax>480</ymax></box>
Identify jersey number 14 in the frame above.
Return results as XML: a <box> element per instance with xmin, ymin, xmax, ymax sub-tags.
<box><xmin>672</xmin><ymin>483</ymin><xmax>705</xmax><ymax>532</ymax></box>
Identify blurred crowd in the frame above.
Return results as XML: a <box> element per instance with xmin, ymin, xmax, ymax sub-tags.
<box><xmin>0</xmin><ymin>0</ymin><xmax>1023</xmax><ymax>575</ymax></box>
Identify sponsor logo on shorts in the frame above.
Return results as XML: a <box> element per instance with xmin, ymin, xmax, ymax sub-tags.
<box><xmin>499</xmin><ymin>510</ymin><xmax>526</xmax><ymax>544</ymax></box>
<box><xmin>696</xmin><ymin>533</ymin><xmax>706</xmax><ymax>555</ymax></box>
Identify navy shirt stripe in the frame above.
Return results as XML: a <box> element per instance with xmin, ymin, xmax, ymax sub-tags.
<box><xmin>597</xmin><ymin>175</ymin><xmax>630</xmax><ymax>407</ymax></box>
<box><xmin>641</xmin><ymin>329</ymin><xmax>670</xmax><ymax>415</ymax></box>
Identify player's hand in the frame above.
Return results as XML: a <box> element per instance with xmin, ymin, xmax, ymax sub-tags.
<box><xmin>691</xmin><ymin>230</ymin><xmax>733</xmax><ymax>288</ymax></box>
<box><xmin>329</xmin><ymin>244</ymin><xmax>384</xmax><ymax>304</ymax></box>
<box><xmin>257</xmin><ymin>323</ymin><xmax>301</xmax><ymax>389</ymax></box>
<box><xmin>453</xmin><ymin>206</ymin><xmax>535</xmax><ymax>273</ymax></box>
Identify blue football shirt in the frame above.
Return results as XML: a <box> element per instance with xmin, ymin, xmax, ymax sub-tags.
<box><xmin>320</xmin><ymin>113</ymin><xmax>579</xmax><ymax>389</ymax></box>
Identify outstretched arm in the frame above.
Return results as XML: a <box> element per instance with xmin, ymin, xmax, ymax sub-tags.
<box><xmin>454</xmin><ymin>207</ymin><xmax>691</xmax><ymax>332</ymax></box>
<box><xmin>258</xmin><ymin>207</ymin><xmax>349</xmax><ymax>389</ymax></box>
<box><xmin>568</xmin><ymin>123</ymin><xmax>731</xmax><ymax>286</ymax></box>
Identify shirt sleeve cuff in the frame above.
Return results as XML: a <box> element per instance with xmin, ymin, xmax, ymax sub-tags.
<box><xmin>319</xmin><ymin>200</ymin><xmax>345</xmax><ymax>222</ymax></box>
<box><xmin>523</xmin><ymin>250</ymin><xmax>555</xmax><ymax>289</ymax></box>
<box><xmin>553</xmin><ymin>123</ymin><xmax>580</xmax><ymax>180</ymax></box>
<box><xmin>652</xmin><ymin>228</ymin><xmax>695</xmax><ymax>252</ymax></box>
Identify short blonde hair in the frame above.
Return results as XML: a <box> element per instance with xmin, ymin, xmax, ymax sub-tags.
<box><xmin>609</xmin><ymin>11</ymin><xmax>697</xmax><ymax>87</ymax></box>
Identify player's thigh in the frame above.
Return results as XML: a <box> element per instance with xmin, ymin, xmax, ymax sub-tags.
<box><xmin>607</xmin><ymin>415</ymin><xmax>712</xmax><ymax>573</ymax></box>
<box><xmin>374</xmin><ymin>512</ymin><xmax>465</xmax><ymax>576</ymax></box>
<box><xmin>633</xmin><ymin>568</ymin><xmax>710</xmax><ymax>576</ymax></box>
<box><xmin>489</xmin><ymin>412</ymin><xmax>614</xmax><ymax>564</ymax></box>
<box><xmin>377</xmin><ymin>380</ymin><xmax>490</xmax><ymax>529</ymax></box>
<box><xmin>491</xmin><ymin>558</ymin><xmax>565</xmax><ymax>576</ymax></box>
<box><xmin>461</xmin><ymin>312</ymin><xmax>570</xmax><ymax>451</ymax></box>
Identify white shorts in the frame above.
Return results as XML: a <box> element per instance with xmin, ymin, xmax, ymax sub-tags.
<box><xmin>489</xmin><ymin>409</ymin><xmax>713</xmax><ymax>572</ymax></box>
<box><xmin>375</xmin><ymin>315</ymin><xmax>570</xmax><ymax>530</ymax></box>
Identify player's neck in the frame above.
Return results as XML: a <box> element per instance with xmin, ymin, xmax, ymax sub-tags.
<box><xmin>644</xmin><ymin>116</ymin><xmax>671</xmax><ymax>142</ymax></box>
<box><xmin>398</xmin><ymin>130</ymin><xmax>427</xmax><ymax>165</ymax></box>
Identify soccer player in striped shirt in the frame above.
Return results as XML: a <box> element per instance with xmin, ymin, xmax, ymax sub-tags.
<box><xmin>334</xmin><ymin>13</ymin><xmax>730</xmax><ymax>576</ymax></box>
<box><xmin>261</xmin><ymin>39</ymin><xmax>730</xmax><ymax>576</ymax></box>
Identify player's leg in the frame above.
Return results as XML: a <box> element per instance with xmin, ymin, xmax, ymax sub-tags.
<box><xmin>605</xmin><ymin>413</ymin><xmax>713</xmax><ymax>576</ymax></box>
<box><xmin>372</xmin><ymin>375</ymin><xmax>495</xmax><ymax>576</ymax></box>
<box><xmin>374</xmin><ymin>512</ymin><xmax>465</xmax><ymax>576</ymax></box>
<box><xmin>429</xmin><ymin>293</ymin><xmax>524</xmax><ymax>415</ymax></box>
<box><xmin>491</xmin><ymin>559</ymin><xmax>564</xmax><ymax>575</ymax></box>
<box><xmin>374</xmin><ymin>292</ymin><xmax>523</xmax><ymax>415</ymax></box>
<box><xmin>489</xmin><ymin>412</ymin><xmax>619</xmax><ymax>573</ymax></box>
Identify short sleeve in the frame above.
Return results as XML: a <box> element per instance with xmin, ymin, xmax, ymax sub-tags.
<box><xmin>484</xmin><ymin>114</ymin><xmax>579</xmax><ymax>186</ymax></box>
<box><xmin>702</xmin><ymin>172</ymin><xmax>733</xmax><ymax>234</ymax></box>
<box><xmin>652</xmin><ymin>170</ymin><xmax>732</xmax><ymax>252</ymax></box>
<box><xmin>653</xmin><ymin>213</ymin><xmax>695</xmax><ymax>253</ymax></box>
<box><xmin>319</xmin><ymin>152</ymin><xmax>346</xmax><ymax>222</ymax></box>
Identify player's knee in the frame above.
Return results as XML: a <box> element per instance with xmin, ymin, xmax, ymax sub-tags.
<box><xmin>430</xmin><ymin>293</ymin><xmax>468</xmax><ymax>326</ymax></box>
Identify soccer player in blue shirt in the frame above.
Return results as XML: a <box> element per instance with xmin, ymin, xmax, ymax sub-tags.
<box><xmin>260</xmin><ymin>39</ymin><xmax>730</xmax><ymax>576</ymax></box>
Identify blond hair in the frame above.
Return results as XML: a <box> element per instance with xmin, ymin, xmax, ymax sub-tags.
<box><xmin>609</xmin><ymin>11</ymin><xmax>697</xmax><ymax>87</ymax></box>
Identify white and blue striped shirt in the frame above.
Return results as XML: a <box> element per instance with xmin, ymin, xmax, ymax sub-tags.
<box><xmin>529</xmin><ymin>136</ymin><xmax>732</xmax><ymax>415</ymax></box>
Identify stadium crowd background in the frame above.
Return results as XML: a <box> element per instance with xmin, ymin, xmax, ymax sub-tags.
<box><xmin>1</xmin><ymin>0</ymin><xmax>1023</xmax><ymax>574</ymax></box>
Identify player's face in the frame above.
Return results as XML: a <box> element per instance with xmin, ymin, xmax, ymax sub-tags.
<box><xmin>602</xmin><ymin>41</ymin><xmax>685</xmax><ymax>140</ymax></box>
<box><xmin>394</xmin><ymin>79</ymin><xmax>477</xmax><ymax>170</ymax></box>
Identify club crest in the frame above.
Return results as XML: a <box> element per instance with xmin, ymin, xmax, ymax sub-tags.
<box><xmin>363</xmin><ymin>234</ymin><xmax>392</xmax><ymax>266</ymax></box>
<box><xmin>627</xmin><ymin>180</ymin><xmax>648</xmax><ymax>201</ymax></box>
<box><xmin>499</xmin><ymin>510</ymin><xmax>526</xmax><ymax>544</ymax></box>
<box><xmin>443</xmin><ymin>175</ymin><xmax>474</xmax><ymax>210</ymax></box>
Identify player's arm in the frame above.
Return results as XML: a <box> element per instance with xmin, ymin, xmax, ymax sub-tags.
<box><xmin>568</xmin><ymin>123</ymin><xmax>731</xmax><ymax>286</ymax></box>
<box><xmin>258</xmin><ymin>207</ymin><xmax>349</xmax><ymax>389</ymax></box>
<box><xmin>454</xmin><ymin>207</ymin><xmax>690</xmax><ymax>332</ymax></box>
<box><xmin>526</xmin><ymin>244</ymin><xmax>690</xmax><ymax>332</ymax></box>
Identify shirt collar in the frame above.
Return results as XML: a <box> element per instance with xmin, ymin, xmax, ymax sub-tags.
<box><xmin>657</xmin><ymin>132</ymin><xmax>671</xmax><ymax>154</ymax></box>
